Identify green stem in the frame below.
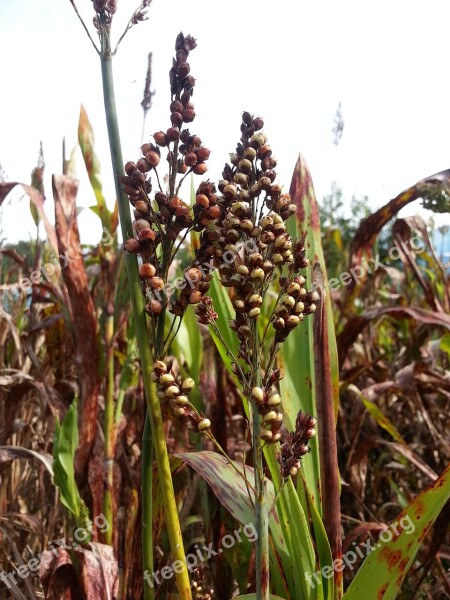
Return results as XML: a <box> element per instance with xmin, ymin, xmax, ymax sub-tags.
<box><xmin>142</xmin><ymin>413</ymin><xmax>154</xmax><ymax>600</ymax></box>
<box><xmin>103</xmin><ymin>312</ymin><xmax>115</xmax><ymax>545</ymax></box>
<box><xmin>99</xmin><ymin>23</ymin><xmax>192</xmax><ymax>600</ymax></box>
<box><xmin>251</xmin><ymin>319</ymin><xmax>269</xmax><ymax>599</ymax></box>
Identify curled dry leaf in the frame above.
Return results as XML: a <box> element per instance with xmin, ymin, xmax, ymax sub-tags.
<box><xmin>39</xmin><ymin>542</ymin><xmax>118</xmax><ymax>600</ymax></box>
<box><xmin>0</xmin><ymin>445</ymin><xmax>54</xmax><ymax>476</ymax></box>
<box><xmin>346</xmin><ymin>167</ymin><xmax>450</xmax><ymax>296</ymax></box>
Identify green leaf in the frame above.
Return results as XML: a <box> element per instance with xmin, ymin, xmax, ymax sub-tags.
<box><xmin>283</xmin><ymin>155</ymin><xmax>340</xmax><ymax>512</ymax></box>
<box><xmin>299</xmin><ymin>470</ymin><xmax>333</xmax><ymax>600</ymax></box>
<box><xmin>208</xmin><ymin>271</ymin><xmax>239</xmax><ymax>374</ymax></box>
<box><xmin>118</xmin><ymin>351</ymin><xmax>138</xmax><ymax>391</ymax></box>
<box><xmin>343</xmin><ymin>463</ymin><xmax>450</xmax><ymax>600</ymax></box>
<box><xmin>53</xmin><ymin>400</ymin><xmax>89</xmax><ymax>529</ymax></box>
<box><xmin>171</xmin><ymin>306</ymin><xmax>203</xmax><ymax>384</ymax></box>
<box><xmin>170</xmin><ymin>306</ymin><xmax>203</xmax><ymax>410</ymax></box>
<box><xmin>440</xmin><ymin>332</ymin><xmax>450</xmax><ymax>358</ymax></box>
<box><xmin>78</xmin><ymin>104</ymin><xmax>113</xmax><ymax>232</ymax></box>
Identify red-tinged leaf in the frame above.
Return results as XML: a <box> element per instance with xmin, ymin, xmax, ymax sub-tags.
<box><xmin>52</xmin><ymin>175</ymin><xmax>100</xmax><ymax>476</ymax></box>
<box><xmin>40</xmin><ymin>548</ymin><xmax>81</xmax><ymax>600</ymax></box>
<box><xmin>313</xmin><ymin>269</ymin><xmax>342</xmax><ymax>598</ymax></box>
<box><xmin>368</xmin><ymin>305</ymin><xmax>450</xmax><ymax>326</ymax></box>
<box><xmin>39</xmin><ymin>543</ymin><xmax>118</xmax><ymax>600</ymax></box>
<box><xmin>153</xmin><ymin>457</ymin><xmax>184</xmax><ymax>542</ymax></box>
<box><xmin>287</xmin><ymin>154</ymin><xmax>341</xmax><ymax>597</ymax></box>
<box><xmin>337</xmin><ymin>306</ymin><xmax>450</xmax><ymax>364</ymax></box>
<box><xmin>347</xmin><ymin>168</ymin><xmax>450</xmax><ymax>295</ymax></box>
<box><xmin>175</xmin><ymin>451</ymin><xmax>291</xmax><ymax>597</ymax></box>
<box><xmin>175</xmin><ymin>451</ymin><xmax>285</xmax><ymax>549</ymax></box>
<box><xmin>343</xmin><ymin>463</ymin><xmax>450</xmax><ymax>600</ymax></box>
<box><xmin>123</xmin><ymin>489</ymin><xmax>140</xmax><ymax>599</ymax></box>
<box><xmin>0</xmin><ymin>182</ymin><xmax>57</xmax><ymax>251</ymax></box>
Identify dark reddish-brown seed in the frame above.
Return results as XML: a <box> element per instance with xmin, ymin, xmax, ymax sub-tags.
<box><xmin>139</xmin><ymin>263</ymin><xmax>156</xmax><ymax>278</ymax></box>
<box><xmin>193</xmin><ymin>162</ymin><xmax>207</xmax><ymax>175</ymax></box>
<box><xmin>138</xmin><ymin>228</ymin><xmax>156</xmax><ymax>242</ymax></box>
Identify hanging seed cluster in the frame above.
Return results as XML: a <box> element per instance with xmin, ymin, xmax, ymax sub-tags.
<box><xmin>121</xmin><ymin>33</ymin><xmax>214</xmax><ymax>318</ymax></box>
<box><xmin>152</xmin><ymin>360</ymin><xmax>210</xmax><ymax>433</ymax></box>
<box><xmin>278</xmin><ymin>411</ymin><xmax>316</xmax><ymax>478</ymax></box>
<box><xmin>273</xmin><ymin>277</ymin><xmax>319</xmax><ymax>343</ymax></box>
<box><xmin>200</xmin><ymin>112</ymin><xmax>318</xmax><ymax>443</ymax></box>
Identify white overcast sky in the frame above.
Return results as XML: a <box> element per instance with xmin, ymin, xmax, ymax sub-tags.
<box><xmin>0</xmin><ymin>0</ymin><xmax>449</xmax><ymax>245</ymax></box>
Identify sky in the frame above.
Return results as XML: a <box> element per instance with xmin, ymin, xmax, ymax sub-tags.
<box><xmin>0</xmin><ymin>0</ymin><xmax>450</xmax><ymax>246</ymax></box>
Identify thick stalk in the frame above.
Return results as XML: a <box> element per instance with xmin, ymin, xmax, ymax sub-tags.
<box><xmin>142</xmin><ymin>413</ymin><xmax>154</xmax><ymax>600</ymax></box>
<box><xmin>103</xmin><ymin>312</ymin><xmax>115</xmax><ymax>545</ymax></box>
<box><xmin>99</xmin><ymin>25</ymin><xmax>192</xmax><ymax>600</ymax></box>
<box><xmin>251</xmin><ymin>320</ymin><xmax>269</xmax><ymax>599</ymax></box>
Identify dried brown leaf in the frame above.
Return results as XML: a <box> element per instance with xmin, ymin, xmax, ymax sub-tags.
<box><xmin>52</xmin><ymin>175</ymin><xmax>100</xmax><ymax>476</ymax></box>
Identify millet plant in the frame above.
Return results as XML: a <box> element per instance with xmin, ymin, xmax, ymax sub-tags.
<box><xmin>63</xmin><ymin>2</ymin><xmax>450</xmax><ymax>600</ymax></box>
<box><xmin>72</xmin><ymin>0</ymin><xmax>320</xmax><ymax>595</ymax></box>
<box><xmin>120</xmin><ymin>29</ymin><xmax>318</xmax><ymax>598</ymax></box>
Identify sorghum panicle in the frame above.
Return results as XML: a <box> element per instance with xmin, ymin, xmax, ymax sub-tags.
<box><xmin>121</xmin><ymin>33</ymin><xmax>215</xmax><ymax>430</ymax></box>
<box><xmin>121</xmin><ymin>32</ymin><xmax>213</xmax><ymax>319</ymax></box>
<box><xmin>278</xmin><ymin>411</ymin><xmax>317</xmax><ymax>478</ymax></box>
<box><xmin>195</xmin><ymin>112</ymin><xmax>318</xmax><ymax>446</ymax></box>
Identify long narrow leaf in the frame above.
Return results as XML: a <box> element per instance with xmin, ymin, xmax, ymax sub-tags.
<box><xmin>286</xmin><ymin>155</ymin><xmax>341</xmax><ymax>597</ymax></box>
